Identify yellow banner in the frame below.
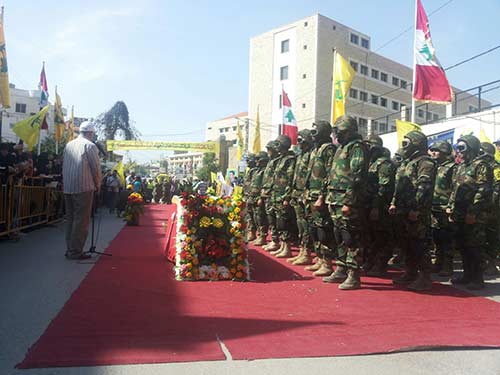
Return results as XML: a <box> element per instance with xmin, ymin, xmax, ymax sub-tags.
<box><xmin>106</xmin><ymin>140</ymin><xmax>217</xmax><ymax>153</ymax></box>
<box><xmin>395</xmin><ymin>120</ymin><xmax>421</xmax><ymax>147</ymax></box>
<box><xmin>0</xmin><ymin>10</ymin><xmax>11</xmax><ymax>108</ymax></box>
<box><xmin>331</xmin><ymin>51</ymin><xmax>355</xmax><ymax>123</ymax></box>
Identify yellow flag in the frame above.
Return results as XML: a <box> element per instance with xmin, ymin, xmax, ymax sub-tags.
<box><xmin>0</xmin><ymin>8</ymin><xmax>11</xmax><ymax>108</ymax></box>
<box><xmin>236</xmin><ymin>120</ymin><xmax>244</xmax><ymax>161</ymax></box>
<box><xmin>331</xmin><ymin>51</ymin><xmax>355</xmax><ymax>123</ymax></box>
<box><xmin>210</xmin><ymin>172</ymin><xmax>217</xmax><ymax>184</ymax></box>
<box><xmin>253</xmin><ymin>107</ymin><xmax>261</xmax><ymax>153</ymax></box>
<box><xmin>395</xmin><ymin>120</ymin><xmax>422</xmax><ymax>147</ymax></box>
<box><xmin>54</xmin><ymin>89</ymin><xmax>65</xmax><ymax>142</ymax></box>
<box><xmin>66</xmin><ymin>105</ymin><xmax>75</xmax><ymax>141</ymax></box>
<box><xmin>13</xmin><ymin>105</ymin><xmax>49</xmax><ymax>150</ymax></box>
<box><xmin>479</xmin><ymin>127</ymin><xmax>500</xmax><ymax>165</ymax></box>
<box><xmin>112</xmin><ymin>160</ymin><xmax>125</xmax><ymax>186</ymax></box>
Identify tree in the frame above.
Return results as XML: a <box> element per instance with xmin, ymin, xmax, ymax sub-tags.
<box><xmin>41</xmin><ymin>133</ymin><xmax>68</xmax><ymax>156</ymax></box>
<box><xmin>196</xmin><ymin>152</ymin><xmax>219</xmax><ymax>182</ymax></box>
<box><xmin>95</xmin><ymin>101</ymin><xmax>139</xmax><ymax>141</ymax></box>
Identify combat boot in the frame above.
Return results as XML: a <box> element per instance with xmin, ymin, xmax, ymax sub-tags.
<box><xmin>484</xmin><ymin>261</ymin><xmax>500</xmax><ymax>276</ymax></box>
<box><xmin>305</xmin><ymin>258</ymin><xmax>322</xmax><ymax>271</ymax></box>
<box><xmin>287</xmin><ymin>246</ymin><xmax>303</xmax><ymax>263</ymax></box>
<box><xmin>322</xmin><ymin>265</ymin><xmax>347</xmax><ymax>283</ymax></box>
<box><xmin>392</xmin><ymin>269</ymin><xmax>418</xmax><ymax>285</ymax></box>
<box><xmin>276</xmin><ymin>242</ymin><xmax>292</xmax><ymax>258</ymax></box>
<box><xmin>292</xmin><ymin>249</ymin><xmax>313</xmax><ymax>265</ymax></box>
<box><xmin>252</xmin><ymin>234</ymin><xmax>267</xmax><ymax>246</ymax></box>
<box><xmin>407</xmin><ymin>272</ymin><xmax>432</xmax><ymax>291</ymax></box>
<box><xmin>366</xmin><ymin>260</ymin><xmax>387</xmax><ymax>277</ymax></box>
<box><xmin>338</xmin><ymin>269</ymin><xmax>361</xmax><ymax>290</ymax></box>
<box><xmin>437</xmin><ymin>260</ymin><xmax>454</xmax><ymax>277</ymax></box>
<box><xmin>263</xmin><ymin>240</ymin><xmax>280</xmax><ymax>252</ymax></box>
<box><xmin>246</xmin><ymin>230</ymin><xmax>256</xmax><ymax>242</ymax></box>
<box><xmin>313</xmin><ymin>260</ymin><xmax>333</xmax><ymax>277</ymax></box>
<box><xmin>270</xmin><ymin>241</ymin><xmax>284</xmax><ymax>255</ymax></box>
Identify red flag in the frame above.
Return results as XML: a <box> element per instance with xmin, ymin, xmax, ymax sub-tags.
<box><xmin>282</xmin><ymin>89</ymin><xmax>298</xmax><ymax>144</ymax></box>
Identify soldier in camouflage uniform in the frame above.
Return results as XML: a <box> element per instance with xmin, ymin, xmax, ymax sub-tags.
<box><xmin>287</xmin><ymin>129</ymin><xmax>314</xmax><ymax>265</ymax></box>
<box><xmin>478</xmin><ymin>142</ymin><xmax>500</xmax><ymax>276</ymax></box>
<box><xmin>243</xmin><ymin>154</ymin><xmax>258</xmax><ymax>242</ymax></box>
<box><xmin>324</xmin><ymin>116</ymin><xmax>369</xmax><ymax>290</ymax></box>
<box><xmin>448</xmin><ymin>135</ymin><xmax>493</xmax><ymax>290</ymax></box>
<box><xmin>389</xmin><ymin>130</ymin><xmax>436</xmax><ymax>291</ymax></box>
<box><xmin>250</xmin><ymin>152</ymin><xmax>269</xmax><ymax>246</ymax></box>
<box><xmin>259</xmin><ymin>140</ymin><xmax>281</xmax><ymax>251</ymax></box>
<box><xmin>363</xmin><ymin>135</ymin><xmax>396</xmax><ymax>277</ymax></box>
<box><xmin>269</xmin><ymin>135</ymin><xmax>297</xmax><ymax>258</ymax></box>
<box><xmin>303</xmin><ymin>121</ymin><xmax>337</xmax><ymax>277</ymax></box>
<box><xmin>428</xmin><ymin>141</ymin><xmax>456</xmax><ymax>277</ymax></box>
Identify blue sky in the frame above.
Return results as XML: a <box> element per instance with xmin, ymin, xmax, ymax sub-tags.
<box><xmin>3</xmin><ymin>0</ymin><xmax>500</xmax><ymax>161</ymax></box>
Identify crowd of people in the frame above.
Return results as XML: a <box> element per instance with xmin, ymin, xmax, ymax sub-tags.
<box><xmin>241</xmin><ymin>115</ymin><xmax>500</xmax><ymax>292</ymax></box>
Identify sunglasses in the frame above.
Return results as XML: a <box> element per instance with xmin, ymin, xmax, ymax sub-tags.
<box><xmin>402</xmin><ymin>139</ymin><xmax>411</xmax><ymax>148</ymax></box>
<box><xmin>310</xmin><ymin>129</ymin><xmax>318</xmax><ymax>136</ymax></box>
<box><xmin>456</xmin><ymin>142</ymin><xmax>467</xmax><ymax>153</ymax></box>
<box><xmin>297</xmin><ymin>137</ymin><xmax>304</xmax><ymax>144</ymax></box>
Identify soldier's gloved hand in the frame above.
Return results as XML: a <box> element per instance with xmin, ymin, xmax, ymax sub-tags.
<box><xmin>341</xmin><ymin>205</ymin><xmax>351</xmax><ymax>216</ymax></box>
<box><xmin>257</xmin><ymin>198</ymin><xmax>263</xmax><ymax>206</ymax></box>
<box><xmin>408</xmin><ymin>210</ymin><xmax>419</xmax><ymax>222</ymax></box>
<box><xmin>465</xmin><ymin>213</ymin><xmax>476</xmax><ymax>225</ymax></box>
<box><xmin>388</xmin><ymin>205</ymin><xmax>397</xmax><ymax>215</ymax></box>
<box><xmin>369</xmin><ymin>208</ymin><xmax>379</xmax><ymax>221</ymax></box>
<box><xmin>283</xmin><ymin>200</ymin><xmax>289</xmax><ymax>206</ymax></box>
<box><xmin>314</xmin><ymin>195</ymin><xmax>324</xmax><ymax>208</ymax></box>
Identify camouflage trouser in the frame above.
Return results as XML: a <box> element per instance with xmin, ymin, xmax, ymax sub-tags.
<box><xmin>265</xmin><ymin>197</ymin><xmax>279</xmax><ymax>242</ymax></box>
<box><xmin>364</xmin><ymin>206</ymin><xmax>392</xmax><ymax>269</ymax></box>
<box><xmin>485</xmin><ymin>217</ymin><xmax>500</xmax><ymax>266</ymax></box>
<box><xmin>254</xmin><ymin>198</ymin><xmax>268</xmax><ymax>236</ymax></box>
<box><xmin>431</xmin><ymin>210</ymin><xmax>455</xmax><ymax>268</ymax></box>
<box><xmin>455</xmin><ymin>222</ymin><xmax>486</xmax><ymax>282</ymax></box>
<box><xmin>245</xmin><ymin>200</ymin><xmax>257</xmax><ymax>232</ymax></box>
<box><xmin>291</xmin><ymin>198</ymin><xmax>311</xmax><ymax>248</ymax></box>
<box><xmin>274</xmin><ymin>202</ymin><xmax>294</xmax><ymax>241</ymax></box>
<box><xmin>329</xmin><ymin>205</ymin><xmax>364</xmax><ymax>270</ymax></box>
<box><xmin>400</xmin><ymin>212</ymin><xmax>432</xmax><ymax>274</ymax></box>
<box><xmin>305</xmin><ymin>201</ymin><xmax>335</xmax><ymax>260</ymax></box>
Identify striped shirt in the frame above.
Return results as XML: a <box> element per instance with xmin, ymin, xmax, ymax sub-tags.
<box><xmin>62</xmin><ymin>134</ymin><xmax>102</xmax><ymax>194</ymax></box>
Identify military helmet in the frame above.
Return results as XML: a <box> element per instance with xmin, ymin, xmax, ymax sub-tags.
<box><xmin>480</xmin><ymin>142</ymin><xmax>496</xmax><ymax>156</ymax></box>
<box><xmin>256</xmin><ymin>151</ymin><xmax>268</xmax><ymax>160</ymax></box>
<box><xmin>403</xmin><ymin>130</ymin><xmax>428</xmax><ymax>152</ymax></box>
<box><xmin>311</xmin><ymin>120</ymin><xmax>332</xmax><ymax>139</ymax></box>
<box><xmin>367</xmin><ymin>134</ymin><xmax>383</xmax><ymax>147</ymax></box>
<box><xmin>266</xmin><ymin>140</ymin><xmax>279</xmax><ymax>150</ymax></box>
<box><xmin>297</xmin><ymin>129</ymin><xmax>312</xmax><ymax>144</ymax></box>
<box><xmin>333</xmin><ymin>115</ymin><xmax>358</xmax><ymax>132</ymax></box>
<box><xmin>276</xmin><ymin>134</ymin><xmax>292</xmax><ymax>150</ymax></box>
<box><xmin>429</xmin><ymin>140</ymin><xmax>452</xmax><ymax>155</ymax></box>
<box><xmin>457</xmin><ymin>134</ymin><xmax>480</xmax><ymax>155</ymax></box>
<box><xmin>246</xmin><ymin>153</ymin><xmax>256</xmax><ymax>161</ymax></box>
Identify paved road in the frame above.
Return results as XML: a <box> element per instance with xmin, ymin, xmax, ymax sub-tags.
<box><xmin>1</xmin><ymin>209</ymin><xmax>499</xmax><ymax>375</ymax></box>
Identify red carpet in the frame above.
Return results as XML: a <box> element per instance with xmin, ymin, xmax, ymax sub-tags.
<box><xmin>18</xmin><ymin>204</ymin><xmax>500</xmax><ymax>368</ymax></box>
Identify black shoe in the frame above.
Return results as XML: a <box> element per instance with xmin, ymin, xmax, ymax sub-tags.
<box><xmin>393</xmin><ymin>272</ymin><xmax>417</xmax><ymax>285</ymax></box>
<box><xmin>68</xmin><ymin>253</ymin><xmax>92</xmax><ymax>260</ymax></box>
<box><xmin>451</xmin><ymin>276</ymin><xmax>471</xmax><ymax>285</ymax></box>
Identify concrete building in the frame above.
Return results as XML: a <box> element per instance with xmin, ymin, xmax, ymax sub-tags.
<box><xmin>205</xmin><ymin>111</ymin><xmax>248</xmax><ymax>146</ymax></box>
<box><xmin>167</xmin><ymin>152</ymin><xmax>203</xmax><ymax>180</ymax></box>
<box><xmin>248</xmin><ymin>13</ymin><xmax>490</xmax><ymax>147</ymax></box>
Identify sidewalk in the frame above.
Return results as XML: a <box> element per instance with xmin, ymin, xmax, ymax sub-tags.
<box><xmin>0</xmin><ymin>210</ymin><xmax>499</xmax><ymax>375</ymax></box>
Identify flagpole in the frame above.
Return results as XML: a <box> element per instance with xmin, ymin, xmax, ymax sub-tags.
<box><xmin>37</xmin><ymin>61</ymin><xmax>45</xmax><ymax>155</ymax></box>
<box><xmin>281</xmin><ymin>84</ymin><xmax>284</xmax><ymax>136</ymax></box>
<box><xmin>331</xmin><ymin>48</ymin><xmax>337</xmax><ymax>124</ymax></box>
<box><xmin>411</xmin><ymin>0</ymin><xmax>418</xmax><ymax>123</ymax></box>
<box><xmin>55</xmin><ymin>85</ymin><xmax>58</xmax><ymax>155</ymax></box>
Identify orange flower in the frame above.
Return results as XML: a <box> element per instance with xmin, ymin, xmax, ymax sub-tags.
<box><xmin>186</xmin><ymin>271</ymin><xmax>193</xmax><ymax>278</ymax></box>
<box><xmin>235</xmin><ymin>271</ymin><xmax>243</xmax><ymax>279</ymax></box>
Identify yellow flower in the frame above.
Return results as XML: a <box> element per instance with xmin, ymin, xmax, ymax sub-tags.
<box><xmin>212</xmin><ymin>218</ymin><xmax>224</xmax><ymax>228</ymax></box>
<box><xmin>186</xmin><ymin>271</ymin><xmax>192</xmax><ymax>278</ymax></box>
<box><xmin>186</xmin><ymin>263</ymin><xmax>193</xmax><ymax>270</ymax></box>
<box><xmin>234</xmin><ymin>207</ymin><xmax>240</xmax><ymax>214</ymax></box>
<box><xmin>200</xmin><ymin>216</ymin><xmax>212</xmax><ymax>228</ymax></box>
<box><xmin>217</xmin><ymin>199</ymin><xmax>225</xmax><ymax>205</ymax></box>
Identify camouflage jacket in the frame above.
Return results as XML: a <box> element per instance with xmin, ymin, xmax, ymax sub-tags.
<box><xmin>366</xmin><ymin>155</ymin><xmax>395</xmax><ymax>209</ymax></box>
<box><xmin>391</xmin><ymin>153</ymin><xmax>436</xmax><ymax>214</ymax></box>
<box><xmin>291</xmin><ymin>148</ymin><xmax>312</xmax><ymax>199</ymax></box>
<box><xmin>248</xmin><ymin>167</ymin><xmax>265</xmax><ymax>204</ymax></box>
<box><xmin>243</xmin><ymin>167</ymin><xmax>258</xmax><ymax>200</ymax></box>
<box><xmin>271</xmin><ymin>151</ymin><xmax>296</xmax><ymax>202</ymax></box>
<box><xmin>432</xmin><ymin>159</ymin><xmax>456</xmax><ymax>212</ymax></box>
<box><xmin>326</xmin><ymin>137</ymin><xmax>369</xmax><ymax>207</ymax></box>
<box><xmin>260</xmin><ymin>156</ymin><xmax>281</xmax><ymax>198</ymax></box>
<box><xmin>305</xmin><ymin>142</ymin><xmax>336</xmax><ymax>200</ymax></box>
<box><xmin>448</xmin><ymin>155</ymin><xmax>493</xmax><ymax>223</ymax></box>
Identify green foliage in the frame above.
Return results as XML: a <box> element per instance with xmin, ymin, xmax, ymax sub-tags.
<box><xmin>95</xmin><ymin>101</ymin><xmax>139</xmax><ymax>141</ymax></box>
<box><xmin>40</xmin><ymin>133</ymin><xmax>68</xmax><ymax>156</ymax></box>
<box><xmin>196</xmin><ymin>152</ymin><xmax>219</xmax><ymax>182</ymax></box>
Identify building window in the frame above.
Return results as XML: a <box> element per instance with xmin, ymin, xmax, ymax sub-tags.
<box><xmin>380</xmin><ymin>72</ymin><xmax>388</xmax><ymax>82</ymax></box>
<box><xmin>426</xmin><ymin>112</ymin><xmax>432</xmax><ymax>120</ymax></box>
<box><xmin>392</xmin><ymin>101</ymin><xmax>399</xmax><ymax>111</ymax></box>
<box><xmin>371</xmin><ymin>94</ymin><xmax>379</xmax><ymax>105</ymax></box>
<box><xmin>302</xmin><ymin>103</ymin><xmax>306</xmax><ymax>108</ymax></box>
<box><xmin>379</xmin><ymin>123</ymin><xmax>388</xmax><ymax>133</ymax></box>
<box><xmin>380</xmin><ymin>97</ymin><xmax>387</xmax><ymax>107</ymax></box>
<box><xmin>349</xmin><ymin>88</ymin><xmax>358</xmax><ymax>99</ymax></box>
<box><xmin>302</xmin><ymin>73</ymin><xmax>307</xmax><ymax>79</ymax></box>
<box><xmin>303</xmin><ymin>45</ymin><xmax>308</xmax><ymax>50</ymax></box>
<box><xmin>400</xmin><ymin>80</ymin><xmax>407</xmax><ymax>90</ymax></box>
<box><xmin>359</xmin><ymin>91</ymin><xmax>368</xmax><ymax>102</ymax></box>
<box><xmin>392</xmin><ymin>77</ymin><xmax>400</xmax><ymax>86</ymax></box>
<box><xmin>304</xmin><ymin>21</ymin><xmax>308</xmax><ymax>27</ymax></box>
<box><xmin>358</xmin><ymin>118</ymin><xmax>368</xmax><ymax>137</ymax></box>
<box><xmin>418</xmin><ymin>109</ymin><xmax>424</xmax><ymax>118</ymax></box>
<box><xmin>350</xmin><ymin>33</ymin><xmax>359</xmax><ymax>45</ymax></box>
<box><xmin>371</xmin><ymin>69</ymin><xmax>379</xmax><ymax>79</ymax></box>
<box><xmin>280</xmin><ymin>66</ymin><xmax>288</xmax><ymax>80</ymax></box>
<box><xmin>232</xmin><ymin>126</ymin><xmax>237</xmax><ymax>131</ymax></box>
<box><xmin>469</xmin><ymin>105</ymin><xmax>478</xmax><ymax>112</ymax></box>
<box><xmin>360</xmin><ymin>65</ymin><xmax>368</xmax><ymax>75</ymax></box>
<box><xmin>433</xmin><ymin>114</ymin><xmax>439</xmax><ymax>121</ymax></box>
<box><xmin>219</xmin><ymin>129</ymin><xmax>224</xmax><ymax>133</ymax></box>
<box><xmin>15</xmin><ymin>103</ymin><xmax>27</xmax><ymax>113</ymax></box>
<box><xmin>361</xmin><ymin>38</ymin><xmax>370</xmax><ymax>49</ymax></box>
<box><xmin>281</xmin><ymin>39</ymin><xmax>290</xmax><ymax>53</ymax></box>
<box><xmin>391</xmin><ymin>125</ymin><xmax>397</xmax><ymax>131</ymax></box>
<box><xmin>332</xmin><ymin>25</ymin><xmax>336</xmax><ymax>30</ymax></box>
<box><xmin>350</xmin><ymin>61</ymin><xmax>358</xmax><ymax>72</ymax></box>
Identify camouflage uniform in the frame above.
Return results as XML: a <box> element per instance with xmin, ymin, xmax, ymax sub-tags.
<box><xmin>260</xmin><ymin>141</ymin><xmax>281</xmax><ymax>248</ymax></box>
<box><xmin>304</xmin><ymin>121</ymin><xmax>337</xmax><ymax>275</ymax></box>
<box><xmin>290</xmin><ymin>130</ymin><xmax>314</xmax><ymax>262</ymax></box>
<box><xmin>364</xmin><ymin>140</ymin><xmax>395</xmax><ymax>276</ymax></box>
<box><xmin>249</xmin><ymin>152</ymin><xmax>269</xmax><ymax>244</ymax></box>
<box><xmin>449</xmin><ymin>135</ymin><xmax>493</xmax><ymax>289</ymax></box>
<box><xmin>429</xmin><ymin>141</ymin><xmax>456</xmax><ymax>276</ymax></box>
<box><xmin>243</xmin><ymin>154</ymin><xmax>258</xmax><ymax>240</ymax></box>
<box><xmin>391</xmin><ymin>131</ymin><xmax>436</xmax><ymax>291</ymax></box>
<box><xmin>326</xmin><ymin>116</ymin><xmax>369</xmax><ymax>289</ymax></box>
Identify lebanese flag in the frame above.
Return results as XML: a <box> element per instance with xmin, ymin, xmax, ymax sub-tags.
<box><xmin>39</xmin><ymin>63</ymin><xmax>49</xmax><ymax>130</ymax></box>
<box><xmin>282</xmin><ymin>89</ymin><xmax>298</xmax><ymax>144</ymax></box>
<box><xmin>413</xmin><ymin>0</ymin><xmax>452</xmax><ymax>103</ymax></box>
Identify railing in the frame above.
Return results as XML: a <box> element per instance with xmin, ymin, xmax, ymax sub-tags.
<box><xmin>0</xmin><ymin>177</ymin><xmax>64</xmax><ymax>238</ymax></box>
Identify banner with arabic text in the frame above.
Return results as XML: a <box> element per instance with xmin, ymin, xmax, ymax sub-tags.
<box><xmin>106</xmin><ymin>140</ymin><xmax>217</xmax><ymax>153</ymax></box>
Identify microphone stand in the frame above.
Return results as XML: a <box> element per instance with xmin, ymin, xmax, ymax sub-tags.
<box><xmin>85</xmin><ymin>191</ymin><xmax>111</xmax><ymax>257</ymax></box>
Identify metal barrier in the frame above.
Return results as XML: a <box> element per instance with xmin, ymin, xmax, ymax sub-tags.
<box><xmin>0</xmin><ymin>178</ymin><xmax>64</xmax><ymax>238</ymax></box>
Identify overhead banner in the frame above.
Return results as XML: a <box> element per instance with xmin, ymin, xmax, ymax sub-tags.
<box><xmin>106</xmin><ymin>140</ymin><xmax>217</xmax><ymax>153</ymax></box>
